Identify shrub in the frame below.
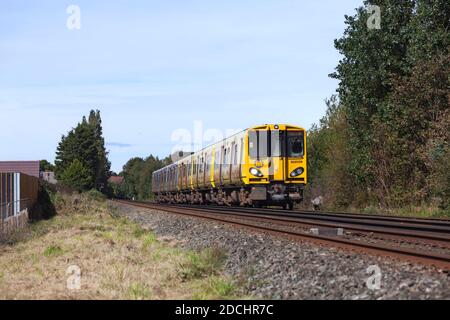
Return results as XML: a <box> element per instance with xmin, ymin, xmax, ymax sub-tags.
<box><xmin>59</xmin><ymin>160</ymin><xmax>92</xmax><ymax>192</ymax></box>
<box><xmin>86</xmin><ymin>189</ymin><xmax>106</xmax><ymax>202</ymax></box>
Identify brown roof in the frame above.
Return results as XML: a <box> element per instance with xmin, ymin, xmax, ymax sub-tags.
<box><xmin>108</xmin><ymin>176</ymin><xmax>124</xmax><ymax>184</ymax></box>
<box><xmin>0</xmin><ymin>161</ymin><xmax>40</xmax><ymax>178</ymax></box>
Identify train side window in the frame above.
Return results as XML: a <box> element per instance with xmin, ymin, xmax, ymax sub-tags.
<box><xmin>233</xmin><ymin>144</ymin><xmax>238</xmax><ymax>165</ymax></box>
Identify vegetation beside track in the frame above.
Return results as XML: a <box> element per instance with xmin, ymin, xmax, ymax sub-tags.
<box><xmin>305</xmin><ymin>1</ymin><xmax>449</xmax><ymax>215</ymax></box>
<box><xmin>0</xmin><ymin>192</ymin><xmax>241</xmax><ymax>299</ymax></box>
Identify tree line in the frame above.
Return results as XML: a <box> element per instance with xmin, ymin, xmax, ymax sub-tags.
<box><xmin>307</xmin><ymin>0</ymin><xmax>449</xmax><ymax>211</ymax></box>
<box><xmin>111</xmin><ymin>156</ymin><xmax>171</xmax><ymax>199</ymax></box>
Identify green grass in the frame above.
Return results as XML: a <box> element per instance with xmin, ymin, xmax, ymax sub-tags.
<box><xmin>43</xmin><ymin>245</ymin><xmax>64</xmax><ymax>257</ymax></box>
<box><xmin>210</xmin><ymin>277</ymin><xmax>236</xmax><ymax>296</ymax></box>
<box><xmin>132</xmin><ymin>225</ymin><xmax>147</xmax><ymax>238</ymax></box>
<box><xmin>127</xmin><ymin>283</ymin><xmax>152</xmax><ymax>300</ymax></box>
<box><xmin>142</xmin><ymin>234</ymin><xmax>157</xmax><ymax>249</ymax></box>
<box><xmin>180</xmin><ymin>247</ymin><xmax>228</xmax><ymax>280</ymax></box>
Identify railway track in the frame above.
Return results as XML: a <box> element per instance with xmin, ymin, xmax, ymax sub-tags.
<box><xmin>113</xmin><ymin>200</ymin><xmax>450</xmax><ymax>270</ymax></box>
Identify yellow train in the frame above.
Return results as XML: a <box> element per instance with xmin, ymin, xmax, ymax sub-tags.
<box><xmin>152</xmin><ymin>124</ymin><xmax>307</xmax><ymax>209</ymax></box>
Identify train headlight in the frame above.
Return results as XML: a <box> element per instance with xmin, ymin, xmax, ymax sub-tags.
<box><xmin>250</xmin><ymin>167</ymin><xmax>263</xmax><ymax>177</ymax></box>
<box><xmin>290</xmin><ymin>167</ymin><xmax>304</xmax><ymax>177</ymax></box>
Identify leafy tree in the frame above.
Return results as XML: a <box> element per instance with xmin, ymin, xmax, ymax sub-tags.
<box><xmin>307</xmin><ymin>96</ymin><xmax>356</xmax><ymax>208</ymax></box>
<box><xmin>324</xmin><ymin>0</ymin><xmax>449</xmax><ymax>209</ymax></box>
<box><xmin>376</xmin><ymin>51</ymin><xmax>450</xmax><ymax>207</ymax></box>
<box><xmin>55</xmin><ymin>110</ymin><xmax>110</xmax><ymax>192</ymax></box>
<box><xmin>59</xmin><ymin>159</ymin><xmax>92</xmax><ymax>192</ymax></box>
<box><xmin>331</xmin><ymin>0</ymin><xmax>415</xmax><ymax>188</ymax></box>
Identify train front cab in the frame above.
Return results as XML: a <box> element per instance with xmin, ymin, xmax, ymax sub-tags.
<box><xmin>242</xmin><ymin>124</ymin><xmax>307</xmax><ymax>209</ymax></box>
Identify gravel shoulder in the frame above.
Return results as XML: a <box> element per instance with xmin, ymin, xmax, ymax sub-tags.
<box><xmin>110</xmin><ymin>201</ymin><xmax>450</xmax><ymax>300</ymax></box>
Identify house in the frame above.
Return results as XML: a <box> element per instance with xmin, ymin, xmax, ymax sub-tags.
<box><xmin>40</xmin><ymin>171</ymin><xmax>57</xmax><ymax>184</ymax></box>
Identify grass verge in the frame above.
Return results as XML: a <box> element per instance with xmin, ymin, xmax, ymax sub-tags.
<box><xmin>0</xmin><ymin>193</ymin><xmax>241</xmax><ymax>300</ymax></box>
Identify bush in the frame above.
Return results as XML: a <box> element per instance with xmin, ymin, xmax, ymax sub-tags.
<box><xmin>86</xmin><ymin>189</ymin><xmax>106</xmax><ymax>202</ymax></box>
<box><xmin>30</xmin><ymin>183</ymin><xmax>57</xmax><ymax>221</ymax></box>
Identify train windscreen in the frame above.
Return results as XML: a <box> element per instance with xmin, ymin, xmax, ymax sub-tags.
<box><xmin>249</xmin><ymin>130</ymin><xmax>304</xmax><ymax>159</ymax></box>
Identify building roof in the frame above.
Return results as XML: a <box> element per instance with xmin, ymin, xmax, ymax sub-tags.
<box><xmin>108</xmin><ymin>176</ymin><xmax>124</xmax><ymax>184</ymax></box>
<box><xmin>0</xmin><ymin>161</ymin><xmax>40</xmax><ymax>178</ymax></box>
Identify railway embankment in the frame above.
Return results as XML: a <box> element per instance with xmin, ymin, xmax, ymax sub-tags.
<box><xmin>111</xmin><ymin>201</ymin><xmax>450</xmax><ymax>299</ymax></box>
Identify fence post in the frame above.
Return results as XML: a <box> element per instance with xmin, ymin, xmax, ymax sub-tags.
<box><xmin>0</xmin><ymin>203</ymin><xmax>3</xmax><ymax>239</ymax></box>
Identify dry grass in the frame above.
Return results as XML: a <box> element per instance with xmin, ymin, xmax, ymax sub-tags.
<box><xmin>0</xmin><ymin>194</ymin><xmax>240</xmax><ymax>300</ymax></box>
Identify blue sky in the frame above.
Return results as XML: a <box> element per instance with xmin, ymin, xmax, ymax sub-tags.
<box><xmin>0</xmin><ymin>0</ymin><xmax>362</xmax><ymax>172</ymax></box>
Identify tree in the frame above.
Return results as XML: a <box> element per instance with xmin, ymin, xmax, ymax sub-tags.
<box><xmin>59</xmin><ymin>159</ymin><xmax>92</xmax><ymax>192</ymax></box>
<box><xmin>55</xmin><ymin>110</ymin><xmax>110</xmax><ymax>192</ymax></box>
<box><xmin>376</xmin><ymin>51</ymin><xmax>450</xmax><ymax>207</ymax></box>
<box><xmin>328</xmin><ymin>0</ymin><xmax>449</xmax><ymax>208</ymax></box>
<box><xmin>307</xmin><ymin>96</ymin><xmax>356</xmax><ymax>208</ymax></box>
<box><xmin>331</xmin><ymin>0</ymin><xmax>415</xmax><ymax>188</ymax></box>
<box><xmin>40</xmin><ymin>160</ymin><xmax>55</xmax><ymax>172</ymax></box>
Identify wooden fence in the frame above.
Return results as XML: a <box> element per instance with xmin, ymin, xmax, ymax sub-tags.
<box><xmin>0</xmin><ymin>172</ymin><xmax>38</xmax><ymax>240</ymax></box>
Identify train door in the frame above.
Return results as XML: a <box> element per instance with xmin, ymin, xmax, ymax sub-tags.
<box><xmin>222</xmin><ymin>141</ymin><xmax>232</xmax><ymax>184</ymax></box>
<box><xmin>195</xmin><ymin>155</ymin><xmax>201</xmax><ymax>189</ymax></box>
<box><xmin>182</xmin><ymin>163</ymin><xmax>187</xmax><ymax>190</ymax></box>
<box><xmin>231</xmin><ymin>137</ymin><xmax>244</xmax><ymax>184</ymax></box>
<box><xmin>172</xmin><ymin>166</ymin><xmax>177</xmax><ymax>191</ymax></box>
<box><xmin>198</xmin><ymin>153</ymin><xmax>205</xmax><ymax>188</ymax></box>
<box><xmin>218</xmin><ymin>145</ymin><xmax>223</xmax><ymax>185</ymax></box>
<box><xmin>214</xmin><ymin>145</ymin><xmax>221</xmax><ymax>186</ymax></box>
<box><xmin>189</xmin><ymin>156</ymin><xmax>194</xmax><ymax>190</ymax></box>
<box><xmin>204</xmin><ymin>151</ymin><xmax>211</xmax><ymax>188</ymax></box>
<box><xmin>211</xmin><ymin>147</ymin><xmax>216</xmax><ymax>187</ymax></box>
<box><xmin>221</xmin><ymin>146</ymin><xmax>226</xmax><ymax>184</ymax></box>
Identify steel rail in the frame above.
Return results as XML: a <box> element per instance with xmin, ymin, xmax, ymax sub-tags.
<box><xmin>141</xmin><ymin>202</ymin><xmax>450</xmax><ymax>225</ymax></box>
<box><xmin>114</xmin><ymin>200</ymin><xmax>450</xmax><ymax>270</ymax></box>
<box><xmin>147</xmin><ymin>203</ymin><xmax>450</xmax><ymax>239</ymax></box>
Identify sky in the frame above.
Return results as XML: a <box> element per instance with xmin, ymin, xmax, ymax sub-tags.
<box><xmin>0</xmin><ymin>0</ymin><xmax>362</xmax><ymax>172</ymax></box>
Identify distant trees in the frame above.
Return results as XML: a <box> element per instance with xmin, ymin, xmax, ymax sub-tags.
<box><xmin>55</xmin><ymin>110</ymin><xmax>111</xmax><ymax>192</ymax></box>
<box><xmin>114</xmin><ymin>155</ymin><xmax>171</xmax><ymax>200</ymax></box>
<box><xmin>309</xmin><ymin>0</ymin><xmax>449</xmax><ymax>210</ymax></box>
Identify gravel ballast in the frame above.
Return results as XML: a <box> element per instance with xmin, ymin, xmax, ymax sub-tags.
<box><xmin>110</xmin><ymin>201</ymin><xmax>450</xmax><ymax>299</ymax></box>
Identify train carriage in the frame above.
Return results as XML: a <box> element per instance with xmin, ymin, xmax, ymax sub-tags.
<box><xmin>152</xmin><ymin>124</ymin><xmax>307</xmax><ymax>209</ymax></box>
